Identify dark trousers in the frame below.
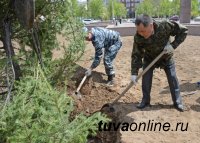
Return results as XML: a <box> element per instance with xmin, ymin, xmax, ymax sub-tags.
<box><xmin>141</xmin><ymin>63</ymin><xmax>182</xmax><ymax>105</ymax></box>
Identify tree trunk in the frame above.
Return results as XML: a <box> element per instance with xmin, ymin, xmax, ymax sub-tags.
<box><xmin>180</xmin><ymin>0</ymin><xmax>191</xmax><ymax>23</ymax></box>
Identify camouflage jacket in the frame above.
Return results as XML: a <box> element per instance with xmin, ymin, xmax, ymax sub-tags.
<box><xmin>90</xmin><ymin>27</ymin><xmax>120</xmax><ymax>69</ymax></box>
<box><xmin>131</xmin><ymin>20</ymin><xmax>188</xmax><ymax>75</ymax></box>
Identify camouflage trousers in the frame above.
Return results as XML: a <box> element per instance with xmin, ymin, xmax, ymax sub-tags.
<box><xmin>103</xmin><ymin>39</ymin><xmax>122</xmax><ymax>76</ymax></box>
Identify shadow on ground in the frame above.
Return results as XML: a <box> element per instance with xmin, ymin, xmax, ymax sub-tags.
<box><xmin>160</xmin><ymin>82</ymin><xmax>200</xmax><ymax>94</ymax></box>
<box><xmin>190</xmin><ymin>97</ymin><xmax>200</xmax><ymax>112</ymax></box>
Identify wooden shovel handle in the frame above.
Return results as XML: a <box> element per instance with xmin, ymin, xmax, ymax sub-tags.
<box><xmin>75</xmin><ymin>75</ymin><xmax>87</xmax><ymax>94</ymax></box>
<box><xmin>112</xmin><ymin>50</ymin><xmax>166</xmax><ymax>104</ymax></box>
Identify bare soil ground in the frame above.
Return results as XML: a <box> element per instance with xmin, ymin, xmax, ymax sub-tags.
<box><xmin>67</xmin><ymin>35</ymin><xmax>200</xmax><ymax>143</ymax></box>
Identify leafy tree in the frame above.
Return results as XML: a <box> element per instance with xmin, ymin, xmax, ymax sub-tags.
<box><xmin>160</xmin><ymin>0</ymin><xmax>173</xmax><ymax>17</ymax></box>
<box><xmin>107</xmin><ymin>0</ymin><xmax>114</xmax><ymax>19</ymax></box>
<box><xmin>88</xmin><ymin>0</ymin><xmax>105</xmax><ymax>19</ymax></box>
<box><xmin>101</xmin><ymin>6</ymin><xmax>110</xmax><ymax>20</ymax></box>
<box><xmin>114</xmin><ymin>2</ymin><xmax>127</xmax><ymax>18</ymax></box>
<box><xmin>191</xmin><ymin>0</ymin><xmax>200</xmax><ymax>18</ymax></box>
<box><xmin>171</xmin><ymin>0</ymin><xmax>180</xmax><ymax>15</ymax></box>
<box><xmin>77</xmin><ymin>4</ymin><xmax>88</xmax><ymax>18</ymax></box>
<box><xmin>10</xmin><ymin>0</ymin><xmax>87</xmax><ymax>83</ymax></box>
<box><xmin>136</xmin><ymin>0</ymin><xmax>181</xmax><ymax>17</ymax></box>
<box><xmin>136</xmin><ymin>0</ymin><xmax>154</xmax><ymax>16</ymax></box>
<box><xmin>107</xmin><ymin>0</ymin><xmax>127</xmax><ymax>19</ymax></box>
<box><xmin>151</xmin><ymin>0</ymin><xmax>161</xmax><ymax>17</ymax></box>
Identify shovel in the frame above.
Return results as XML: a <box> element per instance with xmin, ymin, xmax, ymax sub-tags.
<box><xmin>75</xmin><ymin>75</ymin><xmax>87</xmax><ymax>98</ymax></box>
<box><xmin>102</xmin><ymin>50</ymin><xmax>167</xmax><ymax>108</ymax></box>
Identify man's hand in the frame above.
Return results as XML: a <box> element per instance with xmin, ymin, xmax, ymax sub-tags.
<box><xmin>164</xmin><ymin>43</ymin><xmax>174</xmax><ymax>54</ymax></box>
<box><xmin>85</xmin><ymin>68</ymin><xmax>92</xmax><ymax>76</ymax></box>
<box><xmin>131</xmin><ymin>75</ymin><xmax>137</xmax><ymax>84</ymax></box>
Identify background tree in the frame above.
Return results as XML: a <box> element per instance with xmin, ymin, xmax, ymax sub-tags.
<box><xmin>191</xmin><ymin>0</ymin><xmax>200</xmax><ymax>18</ymax></box>
<box><xmin>171</xmin><ymin>0</ymin><xmax>180</xmax><ymax>15</ymax></box>
<box><xmin>88</xmin><ymin>0</ymin><xmax>105</xmax><ymax>19</ymax></box>
<box><xmin>107</xmin><ymin>0</ymin><xmax>115</xmax><ymax>19</ymax></box>
<box><xmin>114</xmin><ymin>2</ymin><xmax>127</xmax><ymax>18</ymax></box>
<box><xmin>101</xmin><ymin>6</ymin><xmax>110</xmax><ymax>20</ymax></box>
<box><xmin>136</xmin><ymin>0</ymin><xmax>179</xmax><ymax>17</ymax></box>
<box><xmin>160</xmin><ymin>0</ymin><xmax>173</xmax><ymax>17</ymax></box>
<box><xmin>107</xmin><ymin>0</ymin><xmax>130</xmax><ymax>19</ymax></box>
<box><xmin>151</xmin><ymin>0</ymin><xmax>161</xmax><ymax>17</ymax></box>
<box><xmin>135</xmin><ymin>0</ymin><xmax>154</xmax><ymax>16</ymax></box>
<box><xmin>76</xmin><ymin>4</ymin><xmax>88</xmax><ymax>18</ymax></box>
<box><xmin>107</xmin><ymin>0</ymin><xmax>127</xmax><ymax>19</ymax></box>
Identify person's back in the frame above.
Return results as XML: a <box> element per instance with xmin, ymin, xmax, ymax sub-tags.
<box><xmin>91</xmin><ymin>27</ymin><xmax>120</xmax><ymax>49</ymax></box>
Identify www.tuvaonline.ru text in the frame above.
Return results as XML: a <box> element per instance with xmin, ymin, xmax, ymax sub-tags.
<box><xmin>98</xmin><ymin>120</ymin><xmax>189</xmax><ymax>132</ymax></box>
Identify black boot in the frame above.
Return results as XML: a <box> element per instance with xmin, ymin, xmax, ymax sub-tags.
<box><xmin>173</xmin><ymin>103</ymin><xmax>184</xmax><ymax>112</ymax></box>
<box><xmin>137</xmin><ymin>101</ymin><xmax>151</xmax><ymax>109</ymax></box>
<box><xmin>106</xmin><ymin>74</ymin><xmax>115</xmax><ymax>86</ymax></box>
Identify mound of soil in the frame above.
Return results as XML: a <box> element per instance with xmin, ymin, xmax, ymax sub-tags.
<box><xmin>68</xmin><ymin>66</ymin><xmax>136</xmax><ymax>143</ymax></box>
<box><xmin>69</xmin><ymin>65</ymin><xmax>136</xmax><ymax>116</ymax></box>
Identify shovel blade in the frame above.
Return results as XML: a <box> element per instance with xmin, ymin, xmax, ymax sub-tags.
<box><xmin>101</xmin><ymin>103</ymin><xmax>115</xmax><ymax>112</ymax></box>
<box><xmin>74</xmin><ymin>91</ymin><xmax>82</xmax><ymax>98</ymax></box>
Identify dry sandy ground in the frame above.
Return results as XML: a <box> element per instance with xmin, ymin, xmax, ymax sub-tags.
<box><xmin>75</xmin><ymin>35</ymin><xmax>200</xmax><ymax>143</ymax></box>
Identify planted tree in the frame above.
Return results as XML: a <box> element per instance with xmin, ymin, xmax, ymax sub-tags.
<box><xmin>0</xmin><ymin>0</ymin><xmax>109</xmax><ymax>142</ymax></box>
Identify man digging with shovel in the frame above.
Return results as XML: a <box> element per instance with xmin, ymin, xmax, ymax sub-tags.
<box><xmin>131</xmin><ymin>14</ymin><xmax>188</xmax><ymax>112</ymax></box>
<box><xmin>84</xmin><ymin>27</ymin><xmax>122</xmax><ymax>86</ymax></box>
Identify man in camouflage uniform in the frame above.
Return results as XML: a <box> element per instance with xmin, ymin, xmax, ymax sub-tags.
<box><xmin>85</xmin><ymin>27</ymin><xmax>122</xmax><ymax>86</ymax></box>
<box><xmin>131</xmin><ymin>14</ymin><xmax>188</xmax><ymax>112</ymax></box>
